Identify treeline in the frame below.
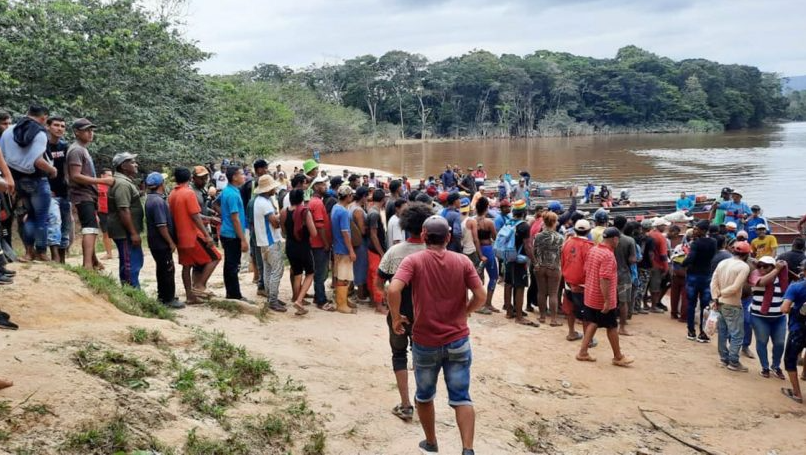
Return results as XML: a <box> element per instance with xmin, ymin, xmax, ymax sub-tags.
<box><xmin>785</xmin><ymin>91</ymin><xmax>806</xmax><ymax>121</ymax></box>
<box><xmin>272</xmin><ymin>46</ymin><xmax>787</xmax><ymax>139</ymax></box>
<box><xmin>0</xmin><ymin>0</ymin><xmax>366</xmax><ymax>169</ymax></box>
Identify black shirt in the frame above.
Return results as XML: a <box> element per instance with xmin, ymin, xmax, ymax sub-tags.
<box><xmin>681</xmin><ymin>237</ymin><xmax>718</xmax><ymax>275</ymax></box>
<box><xmin>46</xmin><ymin>139</ymin><xmax>69</xmax><ymax>197</ymax></box>
<box><xmin>367</xmin><ymin>207</ymin><xmax>387</xmax><ymax>254</ymax></box>
<box><xmin>638</xmin><ymin>235</ymin><xmax>655</xmax><ymax>269</ymax></box>
<box><xmin>778</xmin><ymin>250</ymin><xmax>806</xmax><ymax>275</ymax></box>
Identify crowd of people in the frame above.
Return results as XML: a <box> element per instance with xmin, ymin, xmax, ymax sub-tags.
<box><xmin>1</xmin><ymin>106</ymin><xmax>806</xmax><ymax>453</ymax></box>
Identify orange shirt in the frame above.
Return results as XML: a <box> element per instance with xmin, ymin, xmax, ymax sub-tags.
<box><xmin>561</xmin><ymin>236</ymin><xmax>594</xmax><ymax>286</ymax></box>
<box><xmin>168</xmin><ymin>183</ymin><xmax>204</xmax><ymax>249</ymax></box>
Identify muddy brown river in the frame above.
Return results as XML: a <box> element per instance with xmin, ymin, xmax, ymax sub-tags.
<box><xmin>325</xmin><ymin>122</ymin><xmax>806</xmax><ymax>216</ymax></box>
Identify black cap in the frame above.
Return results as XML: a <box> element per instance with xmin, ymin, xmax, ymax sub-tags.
<box><xmin>751</xmin><ymin>205</ymin><xmax>761</xmax><ymax>211</ymax></box>
<box><xmin>329</xmin><ymin>176</ymin><xmax>344</xmax><ymax>188</ymax></box>
<box><xmin>602</xmin><ymin>227</ymin><xmax>621</xmax><ymax>239</ymax></box>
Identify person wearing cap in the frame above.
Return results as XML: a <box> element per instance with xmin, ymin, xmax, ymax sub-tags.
<box><xmin>253</xmin><ymin>174</ymin><xmax>287</xmax><ymax>313</ymax></box>
<box><xmin>745</xmin><ymin>205</ymin><xmax>768</xmax><ymax>241</ymax></box>
<box><xmin>107</xmin><ymin>152</ymin><xmax>144</xmax><ymax>288</ymax></box>
<box><xmin>576</xmin><ymin>227</ymin><xmax>634</xmax><ymax>366</ymax></box>
<box><xmin>331</xmin><ymin>185</ymin><xmax>358</xmax><ymax>313</ymax></box>
<box><xmin>712</xmin><ymin>189</ymin><xmax>752</xmax><ymax>230</ymax></box>
<box><xmin>751</xmin><ymin>224</ymin><xmax>778</xmax><ymax>259</ymax></box>
<box><xmin>308</xmin><ymin>174</ymin><xmax>333</xmax><ymax>309</ymax></box>
<box><xmin>748</xmin><ymin>255</ymin><xmax>789</xmax><ymax>379</ymax></box>
<box><xmin>681</xmin><ymin>220</ymin><xmax>718</xmax><ymax>342</ymax></box>
<box><xmin>724</xmin><ymin>221</ymin><xmax>738</xmax><ymax>242</ymax></box>
<box><xmin>511</xmin><ymin>178</ymin><xmax>528</xmax><ymax>208</ymax></box>
<box><xmin>219</xmin><ymin>165</ymin><xmax>249</xmax><ymax>300</ymax></box>
<box><xmin>503</xmin><ymin>199</ymin><xmax>534</xmax><ymax>325</ymax></box>
<box><xmin>439</xmin><ymin>192</ymin><xmax>464</xmax><ymax>254</ymax></box>
<box><xmin>591</xmin><ymin>208</ymin><xmax>609</xmax><ymax>244</ymax></box>
<box><xmin>560</xmin><ymin>219</ymin><xmax>595</xmax><ymax>341</ymax></box>
<box><xmin>712</xmin><ymin>187</ymin><xmax>732</xmax><ymax>225</ymax></box>
<box><xmin>144</xmin><ymin>172</ymin><xmax>182</xmax><ymax>308</ymax></box>
<box><xmin>471</xmin><ymin>163</ymin><xmax>486</xmax><ymax>187</ymax></box>
<box><xmin>711</xmin><ymin>240</ymin><xmax>753</xmax><ymax>371</ymax></box>
<box><xmin>780</xmin><ymin>263</ymin><xmax>806</xmax><ymax>403</ymax></box>
<box><xmin>647</xmin><ymin>217</ymin><xmax>671</xmax><ymax>313</ymax></box>
<box><xmin>386</xmin><ymin>215</ymin><xmax>486</xmax><ymax>455</ymax></box>
<box><xmin>366</xmin><ymin>189</ymin><xmax>389</xmax><ymax>312</ymax></box>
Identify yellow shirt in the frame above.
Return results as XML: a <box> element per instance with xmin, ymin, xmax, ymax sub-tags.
<box><xmin>751</xmin><ymin>235</ymin><xmax>778</xmax><ymax>258</ymax></box>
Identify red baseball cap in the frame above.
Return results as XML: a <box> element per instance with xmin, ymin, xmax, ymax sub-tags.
<box><xmin>438</xmin><ymin>191</ymin><xmax>449</xmax><ymax>203</ymax></box>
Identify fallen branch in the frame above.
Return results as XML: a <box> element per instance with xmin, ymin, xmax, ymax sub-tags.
<box><xmin>638</xmin><ymin>407</ymin><xmax>721</xmax><ymax>455</ymax></box>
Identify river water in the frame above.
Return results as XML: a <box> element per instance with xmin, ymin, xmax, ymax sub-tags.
<box><xmin>326</xmin><ymin>122</ymin><xmax>806</xmax><ymax>216</ymax></box>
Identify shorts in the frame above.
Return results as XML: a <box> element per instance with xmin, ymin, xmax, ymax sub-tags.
<box><xmin>287</xmin><ymin>246</ymin><xmax>314</xmax><ymax>277</ymax></box>
<box><xmin>335</xmin><ymin>254</ymin><xmax>354</xmax><ymax>282</ymax></box>
<box><xmin>178</xmin><ymin>237</ymin><xmax>221</xmax><ymax>267</ymax></box>
<box><xmin>582</xmin><ymin>306</ymin><xmax>619</xmax><ymax>329</ymax></box>
<box><xmin>649</xmin><ymin>268</ymin><xmax>666</xmax><ymax>293</ymax></box>
<box><xmin>413</xmin><ymin>336</ymin><xmax>472</xmax><ymax>407</ymax></box>
<box><xmin>75</xmin><ymin>201</ymin><xmax>100</xmax><ymax>235</ymax></box>
<box><xmin>505</xmin><ymin>262</ymin><xmax>528</xmax><ymax>288</ymax></box>
<box><xmin>564</xmin><ymin>288</ymin><xmax>585</xmax><ymax>319</ymax></box>
<box><xmin>618</xmin><ymin>281</ymin><xmax>633</xmax><ymax>305</ymax></box>
<box><xmin>98</xmin><ymin>212</ymin><xmax>109</xmax><ymax>233</ymax></box>
<box><xmin>387</xmin><ymin>312</ymin><xmax>413</xmax><ymax>372</ymax></box>
<box><xmin>783</xmin><ymin>329</ymin><xmax>805</xmax><ymax>372</ymax></box>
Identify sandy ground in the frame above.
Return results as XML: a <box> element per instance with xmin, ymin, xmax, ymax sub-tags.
<box><xmin>0</xmin><ymin>249</ymin><xmax>789</xmax><ymax>454</ymax></box>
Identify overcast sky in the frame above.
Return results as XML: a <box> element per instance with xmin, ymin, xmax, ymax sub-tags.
<box><xmin>179</xmin><ymin>0</ymin><xmax>805</xmax><ymax>76</ymax></box>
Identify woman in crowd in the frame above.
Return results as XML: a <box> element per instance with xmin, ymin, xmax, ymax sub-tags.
<box><xmin>532</xmin><ymin>211</ymin><xmax>564</xmax><ymax>326</ymax></box>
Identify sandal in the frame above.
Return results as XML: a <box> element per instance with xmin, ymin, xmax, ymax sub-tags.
<box><xmin>293</xmin><ymin>303</ymin><xmax>309</xmax><ymax>316</ymax></box>
<box><xmin>517</xmin><ymin>319</ymin><xmax>540</xmax><ymax>328</ymax></box>
<box><xmin>566</xmin><ymin>332</ymin><xmax>583</xmax><ymax>342</ymax></box>
<box><xmin>781</xmin><ymin>387</ymin><xmax>803</xmax><ymax>403</ymax></box>
<box><xmin>317</xmin><ymin>302</ymin><xmax>336</xmax><ymax>312</ymax></box>
<box><xmin>475</xmin><ymin>307</ymin><xmax>493</xmax><ymax>315</ymax></box>
<box><xmin>549</xmin><ymin>320</ymin><xmax>563</xmax><ymax>327</ymax></box>
<box><xmin>576</xmin><ymin>354</ymin><xmax>596</xmax><ymax>362</ymax></box>
<box><xmin>612</xmin><ymin>355</ymin><xmax>635</xmax><ymax>367</ymax></box>
<box><xmin>392</xmin><ymin>404</ymin><xmax>414</xmax><ymax>422</ymax></box>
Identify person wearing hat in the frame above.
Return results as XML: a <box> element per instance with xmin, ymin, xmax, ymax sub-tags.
<box><xmin>301</xmin><ymin>159</ymin><xmax>319</xmax><ymax>201</ymax></box>
<box><xmin>503</xmin><ymin>199</ymin><xmax>534</xmax><ymax>326</ymax></box>
<box><xmin>386</xmin><ymin>215</ymin><xmax>486</xmax><ymax>455</ymax></box>
<box><xmin>745</xmin><ymin>205</ymin><xmax>769</xmax><ymax>241</ymax></box>
<box><xmin>330</xmin><ymin>184</ymin><xmax>358</xmax><ymax>313</ymax></box>
<box><xmin>439</xmin><ymin>192</ymin><xmax>464</xmax><ymax>253</ymax></box>
<box><xmin>576</xmin><ymin>227</ymin><xmax>634</xmax><ymax>366</ymax></box>
<box><xmin>560</xmin><ymin>219</ymin><xmax>595</xmax><ymax>340</ymax></box>
<box><xmin>711</xmin><ymin>240</ymin><xmax>753</xmax><ymax>371</ymax></box>
<box><xmin>711</xmin><ymin>189</ymin><xmax>752</xmax><ymax>230</ymax></box>
<box><xmin>681</xmin><ymin>220</ymin><xmax>718</xmax><ymax>342</ymax></box>
<box><xmin>144</xmin><ymin>172</ymin><xmax>182</xmax><ymax>308</ymax></box>
<box><xmin>591</xmin><ymin>208</ymin><xmax>609</xmax><ymax>244</ymax></box>
<box><xmin>748</xmin><ymin>255</ymin><xmax>789</xmax><ymax>379</ymax></box>
<box><xmin>751</xmin><ymin>224</ymin><xmax>778</xmax><ymax>259</ymax></box>
<box><xmin>253</xmin><ymin>174</ymin><xmax>287</xmax><ymax>313</ymax></box>
<box><xmin>107</xmin><ymin>152</ymin><xmax>144</xmax><ymax>288</ymax></box>
<box><xmin>647</xmin><ymin>217</ymin><xmax>671</xmax><ymax>313</ymax></box>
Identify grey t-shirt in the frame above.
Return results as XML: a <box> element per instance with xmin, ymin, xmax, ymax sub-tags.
<box><xmin>615</xmin><ymin>234</ymin><xmax>637</xmax><ymax>283</ymax></box>
<box><xmin>65</xmin><ymin>142</ymin><xmax>98</xmax><ymax>204</ymax></box>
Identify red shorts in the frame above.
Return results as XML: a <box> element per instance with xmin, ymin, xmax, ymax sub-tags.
<box><xmin>178</xmin><ymin>237</ymin><xmax>221</xmax><ymax>267</ymax></box>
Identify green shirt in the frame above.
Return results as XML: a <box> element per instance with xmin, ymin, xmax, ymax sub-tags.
<box><xmin>107</xmin><ymin>173</ymin><xmax>144</xmax><ymax>239</ymax></box>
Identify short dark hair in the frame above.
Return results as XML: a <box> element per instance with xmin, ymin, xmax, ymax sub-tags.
<box><xmin>624</xmin><ymin>221</ymin><xmax>640</xmax><ymax>238</ymax></box>
<box><xmin>792</xmin><ymin>237</ymin><xmax>805</xmax><ymax>251</ymax></box>
<box><xmin>613</xmin><ymin>215</ymin><xmax>627</xmax><ymax>230</ymax></box>
<box><xmin>389</xmin><ymin>180</ymin><xmax>402</xmax><ymax>194</ymax></box>
<box><xmin>399</xmin><ymin>202</ymin><xmax>432</xmax><ymax>237</ymax></box>
<box><xmin>290</xmin><ymin>173</ymin><xmax>307</xmax><ymax>188</ymax></box>
<box><xmin>289</xmin><ymin>189</ymin><xmax>304</xmax><ymax>206</ymax></box>
<box><xmin>225</xmin><ymin>165</ymin><xmax>241</xmax><ymax>183</ymax></box>
<box><xmin>27</xmin><ymin>104</ymin><xmax>48</xmax><ymax>117</ymax></box>
<box><xmin>425</xmin><ymin>231</ymin><xmax>448</xmax><ymax>246</ymax></box>
<box><xmin>394</xmin><ymin>198</ymin><xmax>407</xmax><ymax>210</ymax></box>
<box><xmin>174</xmin><ymin>167</ymin><xmax>191</xmax><ymax>184</ymax></box>
<box><xmin>253</xmin><ymin>159</ymin><xmax>268</xmax><ymax>170</ymax></box>
<box><xmin>372</xmin><ymin>189</ymin><xmax>386</xmax><ymax>202</ymax></box>
<box><xmin>46</xmin><ymin>116</ymin><xmax>65</xmax><ymax>125</ymax></box>
<box><xmin>0</xmin><ymin>110</ymin><xmax>10</xmax><ymax>122</ymax></box>
<box><xmin>414</xmin><ymin>193</ymin><xmax>432</xmax><ymax>205</ymax></box>
<box><xmin>715</xmin><ymin>234</ymin><xmax>726</xmax><ymax>249</ymax></box>
<box><xmin>348</xmin><ymin>174</ymin><xmax>360</xmax><ymax>184</ymax></box>
<box><xmin>354</xmin><ymin>186</ymin><xmax>369</xmax><ymax>202</ymax></box>
<box><xmin>408</xmin><ymin>190</ymin><xmax>420</xmax><ymax>202</ymax></box>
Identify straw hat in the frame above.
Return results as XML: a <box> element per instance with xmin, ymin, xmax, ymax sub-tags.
<box><xmin>256</xmin><ymin>175</ymin><xmax>282</xmax><ymax>194</ymax></box>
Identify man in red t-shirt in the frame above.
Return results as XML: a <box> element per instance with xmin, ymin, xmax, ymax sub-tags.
<box><xmin>387</xmin><ymin>216</ymin><xmax>485</xmax><ymax>455</ymax></box>
<box><xmin>577</xmin><ymin>227</ymin><xmax>634</xmax><ymax>367</ymax></box>
<box><xmin>561</xmin><ymin>219</ymin><xmax>594</xmax><ymax>341</ymax></box>
<box><xmin>648</xmin><ymin>218</ymin><xmax>671</xmax><ymax>313</ymax></box>
<box><xmin>168</xmin><ymin>167</ymin><xmax>221</xmax><ymax>304</ymax></box>
<box><xmin>309</xmin><ymin>176</ymin><xmax>332</xmax><ymax>308</ymax></box>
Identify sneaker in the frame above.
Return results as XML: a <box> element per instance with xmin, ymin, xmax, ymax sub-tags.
<box><xmin>0</xmin><ymin>267</ymin><xmax>16</xmax><ymax>277</ymax></box>
<box><xmin>773</xmin><ymin>368</ymin><xmax>786</xmax><ymax>380</ymax></box>
<box><xmin>637</xmin><ymin>307</ymin><xmax>649</xmax><ymax>315</ymax></box>
<box><xmin>268</xmin><ymin>302</ymin><xmax>287</xmax><ymax>312</ymax></box>
<box><xmin>462</xmin><ymin>450</ymin><xmax>475</xmax><ymax>455</ymax></box>
<box><xmin>759</xmin><ymin>368</ymin><xmax>771</xmax><ymax>378</ymax></box>
<box><xmin>164</xmin><ymin>299</ymin><xmax>186</xmax><ymax>309</ymax></box>
<box><xmin>256</xmin><ymin>288</ymin><xmax>267</xmax><ymax>297</ymax></box>
<box><xmin>697</xmin><ymin>332</ymin><xmax>710</xmax><ymax>343</ymax></box>
<box><xmin>391</xmin><ymin>404</ymin><xmax>413</xmax><ymax>422</ymax></box>
<box><xmin>687</xmin><ymin>330</ymin><xmax>697</xmax><ymax>341</ymax></box>
<box><xmin>0</xmin><ymin>275</ymin><xmax>12</xmax><ymax>285</ymax></box>
<box><xmin>0</xmin><ymin>316</ymin><xmax>18</xmax><ymax>330</ymax></box>
<box><xmin>649</xmin><ymin>307</ymin><xmax>665</xmax><ymax>314</ymax></box>
<box><xmin>719</xmin><ymin>360</ymin><xmax>729</xmax><ymax>368</ymax></box>
<box><xmin>656</xmin><ymin>303</ymin><xmax>669</xmax><ymax>311</ymax></box>
<box><xmin>418</xmin><ymin>439</ymin><xmax>439</xmax><ymax>454</ymax></box>
<box><xmin>727</xmin><ymin>362</ymin><xmax>749</xmax><ymax>372</ymax></box>
<box><xmin>741</xmin><ymin>347</ymin><xmax>755</xmax><ymax>359</ymax></box>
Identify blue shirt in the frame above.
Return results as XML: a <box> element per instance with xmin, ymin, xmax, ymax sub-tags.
<box><xmin>220</xmin><ymin>184</ymin><xmax>245</xmax><ymax>239</ymax></box>
<box><xmin>441</xmin><ymin>171</ymin><xmax>456</xmax><ymax>188</ymax></box>
<box><xmin>494</xmin><ymin>213</ymin><xmax>511</xmax><ymax>231</ymax></box>
<box><xmin>717</xmin><ymin>201</ymin><xmax>752</xmax><ymax>228</ymax></box>
<box><xmin>745</xmin><ymin>216</ymin><xmax>769</xmax><ymax>241</ymax></box>
<box><xmin>676</xmin><ymin>198</ymin><xmax>694</xmax><ymax>211</ymax></box>
<box><xmin>783</xmin><ymin>281</ymin><xmax>806</xmax><ymax>332</ymax></box>
<box><xmin>330</xmin><ymin>204</ymin><xmax>351</xmax><ymax>255</ymax></box>
<box><xmin>145</xmin><ymin>192</ymin><xmax>173</xmax><ymax>250</ymax></box>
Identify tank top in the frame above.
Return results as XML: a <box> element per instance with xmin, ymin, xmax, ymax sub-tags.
<box><xmin>478</xmin><ymin>218</ymin><xmax>492</xmax><ymax>241</ymax></box>
<box><xmin>461</xmin><ymin>217</ymin><xmax>476</xmax><ymax>255</ymax></box>
<box><xmin>284</xmin><ymin>206</ymin><xmax>310</xmax><ymax>247</ymax></box>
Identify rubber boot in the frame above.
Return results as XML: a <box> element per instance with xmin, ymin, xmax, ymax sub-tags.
<box><xmin>335</xmin><ymin>285</ymin><xmax>355</xmax><ymax>314</ymax></box>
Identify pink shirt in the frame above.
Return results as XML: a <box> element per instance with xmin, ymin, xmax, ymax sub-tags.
<box><xmin>584</xmin><ymin>243</ymin><xmax>618</xmax><ymax>310</ymax></box>
<box><xmin>394</xmin><ymin>249</ymin><xmax>483</xmax><ymax>347</ymax></box>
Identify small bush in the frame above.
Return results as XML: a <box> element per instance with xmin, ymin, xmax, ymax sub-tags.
<box><xmin>73</xmin><ymin>343</ymin><xmax>151</xmax><ymax>390</ymax></box>
<box><xmin>65</xmin><ymin>416</ymin><xmax>130</xmax><ymax>453</ymax></box>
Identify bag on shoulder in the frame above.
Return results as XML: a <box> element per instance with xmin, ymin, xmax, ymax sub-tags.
<box><xmin>494</xmin><ymin>219</ymin><xmax>524</xmax><ymax>263</ymax></box>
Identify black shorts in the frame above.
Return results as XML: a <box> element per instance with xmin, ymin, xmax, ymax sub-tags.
<box><xmin>784</xmin><ymin>330</ymin><xmax>805</xmax><ymax>372</ymax></box>
<box><xmin>505</xmin><ymin>262</ymin><xmax>528</xmax><ymax>288</ymax></box>
<box><xmin>287</xmin><ymin>246</ymin><xmax>314</xmax><ymax>276</ymax></box>
<box><xmin>75</xmin><ymin>201</ymin><xmax>99</xmax><ymax>234</ymax></box>
<box><xmin>582</xmin><ymin>306</ymin><xmax>619</xmax><ymax>329</ymax></box>
<box><xmin>566</xmin><ymin>289</ymin><xmax>585</xmax><ymax>320</ymax></box>
<box><xmin>98</xmin><ymin>212</ymin><xmax>109</xmax><ymax>233</ymax></box>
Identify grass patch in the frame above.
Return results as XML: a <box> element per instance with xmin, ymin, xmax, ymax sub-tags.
<box><xmin>206</xmin><ymin>299</ymin><xmax>244</xmax><ymax>316</ymax></box>
<box><xmin>65</xmin><ymin>415</ymin><xmax>130</xmax><ymax>454</ymax></box>
<box><xmin>303</xmin><ymin>431</ymin><xmax>327</xmax><ymax>455</ymax></box>
<box><xmin>127</xmin><ymin>326</ymin><xmax>164</xmax><ymax>346</ymax></box>
<box><xmin>73</xmin><ymin>343</ymin><xmax>152</xmax><ymax>390</ymax></box>
<box><xmin>184</xmin><ymin>428</ymin><xmax>248</xmax><ymax>455</ymax></box>
<box><xmin>514</xmin><ymin>421</ymin><xmax>553</xmax><ymax>453</ymax></box>
<box><xmin>62</xmin><ymin>264</ymin><xmax>175</xmax><ymax>321</ymax></box>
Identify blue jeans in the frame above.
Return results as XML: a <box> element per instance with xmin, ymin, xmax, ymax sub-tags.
<box><xmin>55</xmin><ymin>197</ymin><xmax>72</xmax><ymax>249</ymax></box>
<box><xmin>741</xmin><ymin>298</ymin><xmax>753</xmax><ymax>348</ymax></box>
<box><xmin>686</xmin><ymin>273</ymin><xmax>711</xmax><ymax>332</ymax></box>
<box><xmin>17</xmin><ymin>176</ymin><xmax>51</xmax><ymax>253</ymax></box>
<box><xmin>717</xmin><ymin>305</ymin><xmax>744</xmax><ymax>365</ymax></box>
<box><xmin>113</xmin><ymin>237</ymin><xmax>144</xmax><ymax>289</ymax></box>
<box><xmin>312</xmin><ymin>247</ymin><xmax>329</xmax><ymax>304</ymax></box>
<box><xmin>412</xmin><ymin>336</ymin><xmax>473</xmax><ymax>407</ymax></box>
<box><xmin>751</xmin><ymin>316</ymin><xmax>786</xmax><ymax>371</ymax></box>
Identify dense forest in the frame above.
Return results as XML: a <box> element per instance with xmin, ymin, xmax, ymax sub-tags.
<box><xmin>0</xmin><ymin>0</ymin><xmax>791</xmax><ymax>167</ymax></box>
<box><xmin>785</xmin><ymin>91</ymin><xmax>806</xmax><ymax>121</ymax></box>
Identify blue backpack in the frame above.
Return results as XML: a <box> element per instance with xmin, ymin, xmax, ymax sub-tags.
<box><xmin>494</xmin><ymin>219</ymin><xmax>524</xmax><ymax>263</ymax></box>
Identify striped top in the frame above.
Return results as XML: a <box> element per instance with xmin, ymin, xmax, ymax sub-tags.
<box><xmin>750</xmin><ymin>273</ymin><xmax>785</xmax><ymax>318</ymax></box>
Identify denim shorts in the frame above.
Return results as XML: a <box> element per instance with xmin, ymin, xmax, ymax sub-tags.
<box><xmin>412</xmin><ymin>336</ymin><xmax>472</xmax><ymax>407</ymax></box>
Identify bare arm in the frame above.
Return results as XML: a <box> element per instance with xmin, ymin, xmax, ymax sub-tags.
<box><xmin>69</xmin><ymin>164</ymin><xmax>113</xmax><ymax>186</ymax></box>
<box><xmin>600</xmin><ymin>278</ymin><xmax>613</xmax><ymax>311</ymax></box>
<box><xmin>387</xmin><ymin>278</ymin><xmax>407</xmax><ymax>334</ymax></box>
<box><xmin>305</xmin><ymin>211</ymin><xmax>317</xmax><ymax>238</ymax></box>
<box><xmin>467</xmin><ymin>284</ymin><xmax>486</xmax><ymax>314</ymax></box>
<box><xmin>470</xmin><ymin>218</ymin><xmax>483</xmax><ymax>259</ymax></box>
<box><xmin>279</xmin><ymin>209</ymin><xmax>287</xmax><ymax>236</ymax></box>
<box><xmin>0</xmin><ymin>148</ymin><xmax>14</xmax><ymax>193</ymax></box>
<box><xmin>190</xmin><ymin>213</ymin><xmax>213</xmax><ymax>243</ymax></box>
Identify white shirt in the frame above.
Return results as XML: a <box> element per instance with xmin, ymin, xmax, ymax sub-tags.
<box><xmin>387</xmin><ymin>214</ymin><xmax>404</xmax><ymax>249</ymax></box>
<box><xmin>253</xmin><ymin>196</ymin><xmax>282</xmax><ymax>247</ymax></box>
<box><xmin>213</xmin><ymin>171</ymin><xmax>228</xmax><ymax>191</ymax></box>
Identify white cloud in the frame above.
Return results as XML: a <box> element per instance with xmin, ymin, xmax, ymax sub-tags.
<box><xmin>178</xmin><ymin>0</ymin><xmax>806</xmax><ymax>75</ymax></box>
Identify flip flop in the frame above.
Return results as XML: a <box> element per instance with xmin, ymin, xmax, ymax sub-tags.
<box><xmin>612</xmin><ymin>356</ymin><xmax>635</xmax><ymax>367</ymax></box>
<box><xmin>317</xmin><ymin>302</ymin><xmax>336</xmax><ymax>312</ymax></box>
<box><xmin>293</xmin><ymin>303</ymin><xmax>309</xmax><ymax>316</ymax></box>
<box><xmin>781</xmin><ymin>388</ymin><xmax>803</xmax><ymax>403</ymax></box>
<box><xmin>517</xmin><ymin>319</ymin><xmax>540</xmax><ymax>328</ymax></box>
<box><xmin>576</xmin><ymin>354</ymin><xmax>596</xmax><ymax>362</ymax></box>
<box><xmin>489</xmin><ymin>306</ymin><xmax>501</xmax><ymax>313</ymax></box>
<box><xmin>566</xmin><ymin>332</ymin><xmax>583</xmax><ymax>342</ymax></box>
<box><xmin>549</xmin><ymin>321</ymin><xmax>563</xmax><ymax>327</ymax></box>
<box><xmin>475</xmin><ymin>307</ymin><xmax>493</xmax><ymax>315</ymax></box>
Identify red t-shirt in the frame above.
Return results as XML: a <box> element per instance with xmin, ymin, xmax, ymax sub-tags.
<box><xmin>168</xmin><ymin>183</ymin><xmax>204</xmax><ymax>249</ymax></box>
<box><xmin>584</xmin><ymin>243</ymin><xmax>618</xmax><ymax>310</ymax></box>
<box><xmin>97</xmin><ymin>183</ymin><xmax>109</xmax><ymax>214</ymax></box>
<box><xmin>308</xmin><ymin>195</ymin><xmax>330</xmax><ymax>248</ymax></box>
<box><xmin>561</xmin><ymin>236</ymin><xmax>594</xmax><ymax>286</ymax></box>
<box><xmin>648</xmin><ymin>230</ymin><xmax>669</xmax><ymax>272</ymax></box>
<box><xmin>529</xmin><ymin>218</ymin><xmax>544</xmax><ymax>238</ymax></box>
<box><xmin>393</xmin><ymin>249</ymin><xmax>483</xmax><ymax>347</ymax></box>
